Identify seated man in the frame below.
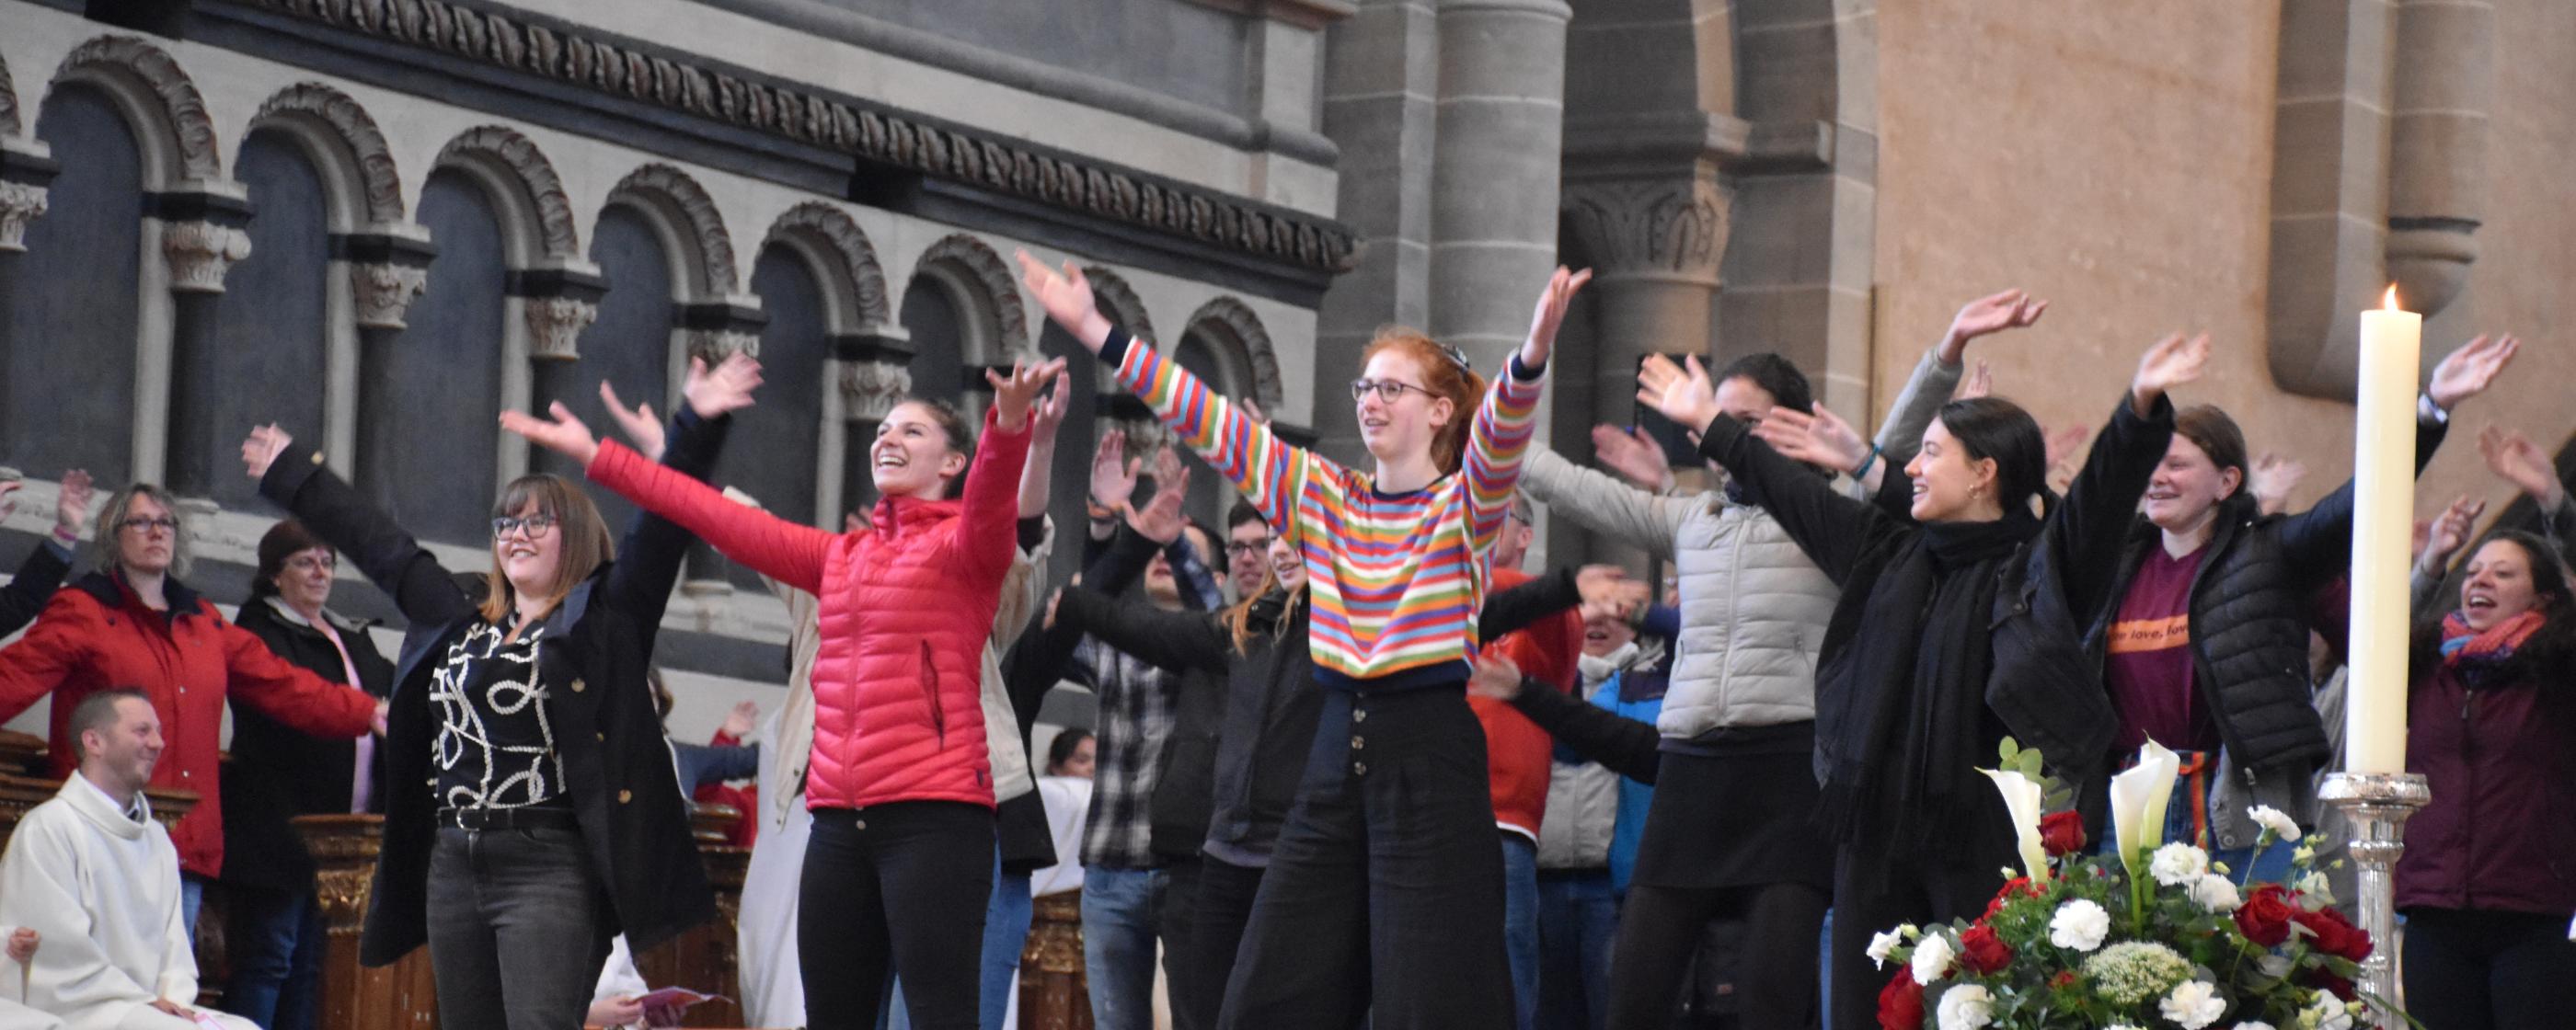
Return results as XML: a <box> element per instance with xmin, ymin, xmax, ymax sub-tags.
<box><xmin>4</xmin><ymin>926</ymin><xmax>67</xmax><ymax>1030</ymax></box>
<box><xmin>0</xmin><ymin>689</ymin><xmax>254</xmax><ymax>1030</ymax></box>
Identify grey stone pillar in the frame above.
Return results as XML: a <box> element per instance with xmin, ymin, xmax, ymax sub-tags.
<box><xmin>1427</xmin><ymin>0</ymin><xmax>1573</xmax><ymax>365</ymax></box>
<box><xmin>512</xmin><ymin>269</ymin><xmax>605</xmax><ymax>480</ymax></box>
<box><xmin>341</xmin><ymin>231</ymin><xmax>436</xmax><ymax>512</ymax></box>
<box><xmin>2386</xmin><ymin>0</ymin><xmax>2495</xmax><ymax>319</ymax></box>
<box><xmin>0</xmin><ymin>143</ymin><xmax>60</xmax><ymax>400</ymax></box>
<box><xmin>152</xmin><ymin>189</ymin><xmax>256</xmax><ymax>500</ymax></box>
<box><xmin>836</xmin><ymin>332</ymin><xmax>914</xmax><ymax>519</ymax></box>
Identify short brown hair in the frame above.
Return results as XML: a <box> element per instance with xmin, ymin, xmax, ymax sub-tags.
<box><xmin>1361</xmin><ymin>327</ymin><xmax>1487</xmax><ymax>475</ymax></box>
<box><xmin>68</xmin><ymin>687</ymin><xmax>151</xmax><ymax>755</ymax></box>
<box><xmin>2173</xmin><ymin>405</ymin><xmax>2249</xmax><ymax>499</ymax></box>
<box><xmin>251</xmin><ymin>519</ymin><xmax>331</xmax><ymax>601</ymax></box>
<box><xmin>92</xmin><ymin>483</ymin><xmax>191</xmax><ymax>578</ymax></box>
<box><xmin>480</xmin><ymin>475</ymin><xmax>615</xmax><ymax>624</ymax></box>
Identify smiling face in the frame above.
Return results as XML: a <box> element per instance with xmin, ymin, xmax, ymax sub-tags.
<box><xmin>1226</xmin><ymin>520</ymin><xmax>1274</xmax><ymax>598</ymax></box>
<box><xmin>2143</xmin><ymin>436</ymin><xmax>2242</xmax><ymax>533</ymax></box>
<box><xmin>2458</xmin><ymin>538</ymin><xmax>2544</xmax><ymax>631</ymax></box>
<box><xmin>1267</xmin><ymin>533</ymin><xmax>1305</xmax><ymax>592</ymax></box>
<box><xmin>271</xmin><ymin>545</ymin><xmax>337</xmax><ymax>615</ymax></box>
<box><xmin>1581</xmin><ymin>613</ymin><xmax>1636</xmax><ymax>658</ymax></box>
<box><xmin>491</xmin><ymin>498</ymin><xmax>564</xmax><ymax>602</ymax></box>
<box><xmin>870</xmin><ymin>401</ymin><xmax>969</xmax><ymax>500</ymax></box>
<box><xmin>1354</xmin><ymin>349</ymin><xmax>1455</xmax><ymax>467</ymax></box>
<box><xmin>82</xmin><ymin>696</ymin><xmax>164</xmax><ymax>796</ymax></box>
<box><xmin>1904</xmin><ymin>418</ymin><xmax>1999</xmax><ymax>522</ymax></box>
<box><xmin>114</xmin><ymin>491</ymin><xmax>178</xmax><ymax>577</ymax></box>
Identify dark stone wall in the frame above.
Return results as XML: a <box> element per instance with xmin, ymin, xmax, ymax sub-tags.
<box><xmin>369</xmin><ymin>169</ymin><xmax>507</xmax><ymax>545</ymax></box>
<box><xmin>710</xmin><ymin>244</ymin><xmax>829</xmax><ymax>588</ymax></box>
<box><xmin>4</xmin><ymin>86</ymin><xmax>142</xmax><ymax>486</ymax></box>
<box><xmin>201</xmin><ymin>131</ymin><xmax>331</xmax><ymax>509</ymax></box>
<box><xmin>562</xmin><ymin>204</ymin><xmax>673</xmax><ymax>532</ymax></box>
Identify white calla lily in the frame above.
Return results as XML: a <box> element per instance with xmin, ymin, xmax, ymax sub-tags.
<box><xmin>1980</xmin><ymin>767</ymin><xmax>2052</xmax><ymax>885</ymax></box>
<box><xmin>2109</xmin><ymin>739</ymin><xmax>2181</xmax><ymax>875</ymax></box>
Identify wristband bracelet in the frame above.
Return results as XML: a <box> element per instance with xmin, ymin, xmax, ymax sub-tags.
<box><xmin>1853</xmin><ymin>443</ymin><xmax>1881</xmax><ymax>480</ymax></box>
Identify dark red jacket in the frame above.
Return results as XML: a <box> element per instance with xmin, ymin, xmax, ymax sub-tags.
<box><xmin>1471</xmin><ymin>566</ymin><xmax>1582</xmax><ymax>840</ymax></box>
<box><xmin>0</xmin><ymin>571</ymin><xmax>378</xmax><ymax>877</ymax></box>
<box><xmin>2397</xmin><ymin>657</ymin><xmax>2576</xmax><ymax>916</ymax></box>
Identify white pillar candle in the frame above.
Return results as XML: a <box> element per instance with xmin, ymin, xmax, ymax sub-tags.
<box><xmin>2345</xmin><ymin>286</ymin><xmax>2420</xmax><ymax>774</ymax></box>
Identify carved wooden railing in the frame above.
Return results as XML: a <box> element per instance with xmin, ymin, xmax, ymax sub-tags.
<box><xmin>1019</xmin><ymin>889</ymin><xmax>1090</xmax><ymax>1030</ymax></box>
<box><xmin>291</xmin><ymin>814</ymin><xmax>439</xmax><ymax>1029</ymax></box>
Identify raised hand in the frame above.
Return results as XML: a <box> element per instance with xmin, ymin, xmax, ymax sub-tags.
<box><xmin>2043</xmin><ymin>425</ymin><xmax>2092</xmax><ymax>475</ymax></box>
<box><xmin>720</xmin><ymin>699</ymin><xmax>761</xmax><ymax>739</ymax></box>
<box><xmin>1635</xmin><ymin>353</ymin><xmax>1721</xmax><ymax>434</ymax></box>
<box><xmin>241</xmin><ymin>424</ymin><xmax>295</xmax><ymax>481</ymax></box>
<box><xmin>1575</xmin><ymin>564</ymin><xmax>1650</xmax><ymax>623</ymax></box>
<box><xmin>1939</xmin><ymin>289</ymin><xmax>2049</xmax><ymax>362</ymax></box>
<box><xmin>2426</xmin><ymin>334</ymin><xmax>2521</xmax><ymax>412</ymax></box>
<box><xmin>1237</xmin><ymin>396</ymin><xmax>1272</xmax><ymax>427</ymax></box>
<box><xmin>1127</xmin><ymin>462</ymin><xmax>1190</xmax><ymax>544</ymax></box>
<box><xmin>2248</xmin><ymin>452</ymin><xmax>2309</xmax><ymax>516</ymax></box>
<box><xmin>2130</xmin><ymin>332</ymin><xmax>2212</xmax><ymax>416</ymax></box>
<box><xmin>599</xmin><ymin>381</ymin><xmax>667</xmax><ymax>462</ymax></box>
<box><xmin>986</xmin><ymin>358</ymin><xmax>1068</xmax><ymax>433</ymax></box>
<box><xmin>50</xmin><ymin>469</ymin><xmax>93</xmax><ymax>537</ymax></box>
<box><xmin>498</xmin><ymin>402</ymin><xmax>602</xmax><ymax>466</ymax></box>
<box><xmin>1015</xmin><ymin>250</ymin><xmax>1111</xmax><ymax>350</ymax></box>
<box><xmin>2417</xmin><ymin>494</ymin><xmax>2487</xmax><ymax>572</ymax></box>
<box><xmin>1518</xmin><ymin>266</ymin><xmax>1594</xmax><ymax>371</ymax></box>
<box><xmin>1029</xmin><ymin>368</ymin><xmax>1075</xmax><ymax>450</ymax></box>
<box><xmin>1954</xmin><ymin>359</ymin><xmax>1994</xmax><ymax>400</ymax></box>
<box><xmin>684</xmin><ymin>351</ymin><xmax>765</xmax><ymax>419</ymax></box>
<box><xmin>1752</xmin><ymin>403</ymin><xmax>1869</xmax><ymax>474</ymax></box>
<box><xmin>1589</xmin><ymin>424</ymin><xmax>1674</xmax><ymax>493</ymax></box>
<box><xmin>1090</xmin><ymin>429</ymin><xmax>1140</xmax><ymax>510</ymax></box>
<box><xmin>1466</xmin><ymin>651</ymin><xmax>1525</xmax><ymax>702</ymax></box>
<box><xmin>2478</xmin><ymin>424</ymin><xmax>2566</xmax><ymax>509</ymax></box>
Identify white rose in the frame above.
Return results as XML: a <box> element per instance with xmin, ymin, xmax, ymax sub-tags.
<box><xmin>1911</xmin><ymin>932</ymin><xmax>1957</xmax><ymax>984</ymax></box>
<box><xmin>2151</xmin><ymin>842</ymin><xmax>2211</xmax><ymax>886</ymax></box>
<box><xmin>2108</xmin><ymin>1025</ymin><xmax>2145</xmax><ymax>1030</ymax></box>
<box><xmin>2248</xmin><ymin>805</ymin><xmax>2303</xmax><ymax>842</ymax></box>
<box><xmin>2232</xmin><ymin>1023</ymin><xmax>2278</xmax><ymax>1030</ymax></box>
<box><xmin>1868</xmin><ymin>928</ymin><xmax>1906</xmax><ymax>969</ymax></box>
<box><xmin>1937</xmin><ymin>983</ymin><xmax>1995</xmax><ymax>1030</ymax></box>
<box><xmin>2188</xmin><ymin>874</ymin><xmax>2243</xmax><ymax>913</ymax></box>
<box><xmin>2305</xmin><ymin>991</ymin><xmax>2355</xmax><ymax>1030</ymax></box>
<box><xmin>2049</xmin><ymin>898</ymin><xmax>2110</xmax><ymax>952</ymax></box>
<box><xmin>2295</xmin><ymin>870</ymin><xmax>2335</xmax><ymax>903</ymax></box>
<box><xmin>2160</xmin><ymin>980</ymin><xmax>2226</xmax><ymax>1030</ymax></box>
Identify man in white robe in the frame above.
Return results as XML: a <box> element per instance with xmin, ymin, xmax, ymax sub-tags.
<box><xmin>3</xmin><ymin>927</ymin><xmax>67</xmax><ymax>1030</ymax></box>
<box><xmin>0</xmin><ymin>689</ymin><xmax>254</xmax><ymax>1030</ymax></box>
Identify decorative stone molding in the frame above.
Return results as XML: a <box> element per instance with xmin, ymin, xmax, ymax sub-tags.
<box><xmin>1184</xmin><ymin>296</ymin><xmax>1285</xmax><ymax>409</ymax></box>
<box><xmin>524</xmin><ymin>295</ymin><xmax>600</xmax><ymax>360</ymax></box>
<box><xmin>838</xmin><ymin>360</ymin><xmax>913</xmax><ymax>422</ymax></box>
<box><xmin>0</xmin><ymin>181</ymin><xmax>46</xmax><ymax>253</ymax></box>
<box><xmin>162</xmin><ymin>220</ymin><xmax>254</xmax><ymax>293</ymax></box>
<box><xmin>1560</xmin><ymin>176</ymin><xmax>1730</xmax><ymax>284</ymax></box>
<box><xmin>228</xmin><ymin>0</ymin><xmax>1358</xmax><ymax>274</ymax></box>
<box><xmin>915</xmin><ymin>235</ymin><xmax>1030</xmax><ymax>358</ymax></box>
<box><xmin>253</xmin><ymin>83</ymin><xmax>406</xmax><ymax>225</ymax></box>
<box><xmin>766</xmin><ymin>202</ymin><xmax>891</xmax><ymax>328</ymax></box>
<box><xmin>0</xmin><ymin>50</ymin><xmax>17</xmax><ymax>138</ymax></box>
<box><xmin>54</xmin><ymin>36</ymin><xmax>224</xmax><ymax>183</ymax></box>
<box><xmin>683</xmin><ymin>302</ymin><xmax>768</xmax><ymax>363</ymax></box>
<box><xmin>436</xmin><ymin>125</ymin><xmax>580</xmax><ymax>259</ymax></box>
<box><xmin>351</xmin><ymin>261</ymin><xmax>430</xmax><ymax>328</ymax></box>
<box><xmin>612</xmin><ymin>164</ymin><xmax>740</xmax><ymax>295</ymax></box>
<box><xmin>1082</xmin><ymin>267</ymin><xmax>1159</xmax><ymax>349</ymax></box>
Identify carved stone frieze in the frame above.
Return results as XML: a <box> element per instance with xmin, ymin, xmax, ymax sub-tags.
<box><xmin>1560</xmin><ymin>176</ymin><xmax>1731</xmax><ymax>283</ymax></box>
<box><xmin>437</xmin><ymin>125</ymin><xmax>580</xmax><ymax>259</ymax></box>
<box><xmin>254</xmin><ymin>83</ymin><xmax>407</xmax><ymax>225</ymax></box>
<box><xmin>0</xmin><ymin>181</ymin><xmax>46</xmax><ymax>253</ymax></box>
<box><xmin>162</xmin><ymin>220</ymin><xmax>253</xmax><ymax>293</ymax></box>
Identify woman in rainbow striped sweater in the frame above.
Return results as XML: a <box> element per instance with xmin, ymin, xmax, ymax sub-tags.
<box><xmin>1020</xmin><ymin>252</ymin><xmax>1588</xmax><ymax>1030</ymax></box>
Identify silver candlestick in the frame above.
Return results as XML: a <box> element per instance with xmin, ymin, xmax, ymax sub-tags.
<box><xmin>2318</xmin><ymin>771</ymin><xmax>2431</xmax><ymax>1029</ymax></box>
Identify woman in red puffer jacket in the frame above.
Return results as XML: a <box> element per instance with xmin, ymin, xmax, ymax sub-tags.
<box><xmin>504</xmin><ymin>359</ymin><xmax>1064</xmax><ymax>1030</ymax></box>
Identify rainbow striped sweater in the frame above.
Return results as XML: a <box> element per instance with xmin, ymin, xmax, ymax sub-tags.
<box><xmin>1103</xmin><ymin>328</ymin><xmax>1545</xmax><ymax>692</ymax></box>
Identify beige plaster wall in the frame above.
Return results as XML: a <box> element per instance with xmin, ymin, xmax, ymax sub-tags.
<box><xmin>1869</xmin><ymin>0</ymin><xmax>2572</xmax><ymax>521</ymax></box>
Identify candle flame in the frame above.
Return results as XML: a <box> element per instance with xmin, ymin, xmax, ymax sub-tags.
<box><xmin>2382</xmin><ymin>285</ymin><xmax>2402</xmax><ymax>312</ymax></box>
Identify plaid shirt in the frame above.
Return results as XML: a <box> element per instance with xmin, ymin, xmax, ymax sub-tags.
<box><xmin>1074</xmin><ymin>534</ymin><xmax>1222</xmax><ymax>870</ymax></box>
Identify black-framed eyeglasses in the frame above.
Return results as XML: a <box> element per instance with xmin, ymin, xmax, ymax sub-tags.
<box><xmin>1351</xmin><ymin>379</ymin><xmax>1437</xmax><ymax>404</ymax></box>
<box><xmin>490</xmin><ymin>514</ymin><xmax>558</xmax><ymax>539</ymax></box>
<box><xmin>1225</xmin><ymin>539</ymin><xmax>1273</xmax><ymax>558</ymax></box>
<box><xmin>117</xmin><ymin>516</ymin><xmax>179</xmax><ymax>534</ymax></box>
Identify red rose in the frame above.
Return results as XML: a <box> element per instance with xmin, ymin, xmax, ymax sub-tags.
<box><xmin>1877</xmin><ymin>968</ymin><xmax>1925</xmax><ymax>1030</ymax></box>
<box><xmin>2040</xmin><ymin>810</ymin><xmax>2087</xmax><ymax>856</ymax></box>
<box><xmin>2235</xmin><ymin>884</ymin><xmax>2297</xmax><ymax>946</ymax></box>
<box><xmin>1957</xmin><ymin>923</ymin><xmax>2013</xmax><ymax>975</ymax></box>
<box><xmin>2312</xmin><ymin>968</ymin><xmax>2356</xmax><ymax>1001</ymax></box>
<box><xmin>2293</xmin><ymin>905</ymin><xmax>2374</xmax><ymax>962</ymax></box>
<box><xmin>2050</xmin><ymin>970</ymin><xmax>2078</xmax><ymax>990</ymax></box>
<box><xmin>1984</xmin><ymin>876</ymin><xmax>2042</xmax><ymax>918</ymax></box>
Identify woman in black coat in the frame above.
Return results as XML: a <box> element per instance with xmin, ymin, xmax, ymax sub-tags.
<box><xmin>235</xmin><ymin>357</ymin><xmax>754</xmax><ymax>1030</ymax></box>
<box><xmin>222</xmin><ymin>518</ymin><xmax>396</xmax><ymax>1030</ymax></box>
<box><xmin>1636</xmin><ymin>332</ymin><xmax>2207</xmax><ymax>1030</ymax></box>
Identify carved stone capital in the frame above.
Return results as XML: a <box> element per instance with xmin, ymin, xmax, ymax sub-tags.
<box><xmin>524</xmin><ymin>296</ymin><xmax>599</xmax><ymax>360</ymax></box>
<box><xmin>351</xmin><ymin>261</ymin><xmax>430</xmax><ymax>329</ymax></box>
<box><xmin>0</xmin><ymin>180</ymin><xmax>46</xmax><ymax>253</ymax></box>
<box><xmin>163</xmin><ymin>220</ymin><xmax>253</xmax><ymax>293</ymax></box>
<box><xmin>688</xmin><ymin>328</ymin><xmax>762</xmax><ymax>363</ymax></box>
<box><xmin>1561</xmin><ymin>175</ymin><xmax>1731</xmax><ymax>283</ymax></box>
<box><xmin>839</xmin><ymin>360</ymin><xmax>913</xmax><ymax>422</ymax></box>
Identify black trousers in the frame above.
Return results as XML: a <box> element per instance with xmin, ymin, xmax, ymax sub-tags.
<box><xmin>1184</xmin><ymin>856</ymin><xmax>1267</xmax><ymax>1030</ymax></box>
<box><xmin>1605</xmin><ymin>880</ymin><xmax>1828</xmax><ymax>1030</ymax></box>
<box><xmin>799</xmin><ymin>801</ymin><xmax>995</xmax><ymax>1030</ymax></box>
<box><xmin>1825</xmin><ymin>844</ymin><xmax>2013</xmax><ymax>1030</ymax></box>
<box><xmin>2401</xmin><ymin>906</ymin><xmax>2576</xmax><ymax>1030</ymax></box>
<box><xmin>1159</xmin><ymin>855</ymin><xmax>1208</xmax><ymax>1030</ymax></box>
<box><xmin>1217</xmin><ymin>685</ymin><xmax>1513</xmax><ymax>1030</ymax></box>
<box><xmin>425</xmin><ymin>825</ymin><xmax>613</xmax><ymax>1030</ymax></box>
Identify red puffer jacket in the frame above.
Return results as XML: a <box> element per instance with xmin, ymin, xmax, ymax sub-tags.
<box><xmin>0</xmin><ymin>571</ymin><xmax>378</xmax><ymax>877</ymax></box>
<box><xmin>1472</xmin><ymin>566</ymin><xmax>1582</xmax><ymax>840</ymax></box>
<box><xmin>589</xmin><ymin>413</ymin><xmax>1028</xmax><ymax>810</ymax></box>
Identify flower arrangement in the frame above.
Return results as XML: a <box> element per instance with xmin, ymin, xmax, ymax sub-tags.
<box><xmin>1870</xmin><ymin>739</ymin><xmax>2398</xmax><ymax>1030</ymax></box>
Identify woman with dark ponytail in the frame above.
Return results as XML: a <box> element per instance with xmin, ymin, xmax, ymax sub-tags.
<box><xmin>1637</xmin><ymin>330</ymin><xmax>2210</xmax><ymax>1029</ymax></box>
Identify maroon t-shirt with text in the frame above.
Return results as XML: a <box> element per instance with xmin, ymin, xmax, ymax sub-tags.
<box><xmin>2106</xmin><ymin>545</ymin><xmax>2219</xmax><ymax>753</ymax></box>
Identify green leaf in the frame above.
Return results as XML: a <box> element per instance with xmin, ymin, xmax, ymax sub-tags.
<box><xmin>2001</xmin><ymin>737</ymin><xmax>2022</xmax><ymax>762</ymax></box>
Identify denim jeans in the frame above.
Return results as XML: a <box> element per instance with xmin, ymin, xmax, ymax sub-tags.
<box><xmin>180</xmin><ymin>875</ymin><xmax>205</xmax><ymax>937</ymax></box>
<box><xmin>1501</xmin><ymin>834</ymin><xmax>1539</xmax><ymax>1030</ymax></box>
<box><xmin>226</xmin><ymin>884</ymin><xmax>327</xmax><ymax>1030</ymax></box>
<box><xmin>1535</xmin><ymin>871</ymin><xmax>1617</xmax><ymax>1030</ymax></box>
<box><xmin>1082</xmin><ymin>866</ymin><xmax>1168</xmax><ymax>1030</ymax></box>
<box><xmin>1817</xmin><ymin>908</ymin><xmax>1834</xmax><ymax>1030</ymax></box>
<box><xmin>425</xmin><ymin>825</ymin><xmax>613</xmax><ymax>1030</ymax></box>
<box><xmin>2096</xmin><ymin>768</ymin><xmax>2299</xmax><ymax>885</ymax></box>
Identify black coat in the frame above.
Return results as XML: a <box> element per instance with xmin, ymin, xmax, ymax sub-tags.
<box><xmin>1</xmin><ymin>537</ymin><xmax>72</xmax><ymax>638</ymax></box>
<box><xmin>258</xmin><ymin>414</ymin><xmax>726</xmax><ymax>966</ymax></box>
<box><xmin>222</xmin><ymin>596</ymin><xmax>396</xmax><ymax>892</ymax></box>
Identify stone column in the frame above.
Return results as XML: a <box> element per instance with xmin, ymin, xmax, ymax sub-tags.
<box><xmin>513</xmin><ymin>269</ymin><xmax>606</xmax><ymax>480</ymax></box>
<box><xmin>340</xmin><ymin>230</ymin><xmax>436</xmax><ymax>510</ymax></box>
<box><xmin>2385</xmin><ymin>0</ymin><xmax>2495</xmax><ymax>322</ymax></box>
<box><xmin>1426</xmin><ymin>0</ymin><xmax>1572</xmax><ymax>363</ymax></box>
<box><xmin>0</xmin><ymin>142</ymin><xmax>60</xmax><ymax>385</ymax></box>
<box><xmin>151</xmin><ymin>189</ymin><xmax>256</xmax><ymax>501</ymax></box>
<box><xmin>678</xmin><ymin>301</ymin><xmax>770</xmax><ymax>596</ymax></box>
<box><xmin>835</xmin><ymin>331</ymin><xmax>914</xmax><ymax>519</ymax></box>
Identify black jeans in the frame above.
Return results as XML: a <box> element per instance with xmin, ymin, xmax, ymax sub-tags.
<box><xmin>425</xmin><ymin>826</ymin><xmax>612</xmax><ymax>1030</ymax></box>
<box><xmin>2401</xmin><ymin>906</ymin><xmax>2576</xmax><ymax>1030</ymax></box>
<box><xmin>800</xmin><ymin>802</ymin><xmax>995</xmax><ymax>1030</ymax></box>
<box><xmin>1184</xmin><ymin>856</ymin><xmax>1267</xmax><ymax>1030</ymax></box>
<box><xmin>1158</xmin><ymin>855</ymin><xmax>1207</xmax><ymax>1030</ymax></box>
<box><xmin>1606</xmin><ymin>880</ymin><xmax>1828</xmax><ymax>1030</ymax></box>
<box><xmin>1217</xmin><ymin>685</ymin><xmax>1513</xmax><ymax>1030</ymax></box>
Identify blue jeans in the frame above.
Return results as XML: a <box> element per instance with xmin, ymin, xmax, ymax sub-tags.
<box><xmin>180</xmin><ymin>874</ymin><xmax>205</xmax><ymax>936</ymax></box>
<box><xmin>1534</xmin><ymin>871</ymin><xmax>1616</xmax><ymax>1030</ymax></box>
<box><xmin>2097</xmin><ymin>770</ymin><xmax>2300</xmax><ymax>886</ymax></box>
<box><xmin>226</xmin><ymin>885</ymin><xmax>327</xmax><ymax>1030</ymax></box>
<box><xmin>1501</xmin><ymin>833</ymin><xmax>1539</xmax><ymax>1030</ymax></box>
<box><xmin>1818</xmin><ymin>908</ymin><xmax>1834</xmax><ymax>1030</ymax></box>
<box><xmin>1082</xmin><ymin>866</ymin><xmax>1167</xmax><ymax>1030</ymax></box>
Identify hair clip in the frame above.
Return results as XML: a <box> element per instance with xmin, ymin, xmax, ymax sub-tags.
<box><xmin>1437</xmin><ymin>343</ymin><xmax>1472</xmax><ymax>372</ymax></box>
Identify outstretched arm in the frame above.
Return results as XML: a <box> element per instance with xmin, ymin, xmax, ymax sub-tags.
<box><xmin>2051</xmin><ymin>333</ymin><xmax>2204</xmax><ymax>615</ymax></box>
<box><xmin>247</xmin><ymin>427</ymin><xmax>473</xmax><ymax>627</ymax></box>
<box><xmin>1641</xmin><ymin>353</ymin><xmax>1887</xmax><ymax>583</ymax></box>
<box><xmin>1461</xmin><ymin>268</ymin><xmax>1588</xmax><ymax>554</ymax></box>
<box><xmin>1468</xmin><ymin>655</ymin><xmax>1662</xmax><ymax>783</ymax></box>
<box><xmin>0</xmin><ymin>471</ymin><xmax>90</xmax><ymax>638</ymax></box>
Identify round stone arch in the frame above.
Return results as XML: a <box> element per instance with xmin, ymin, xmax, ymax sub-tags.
<box><xmin>246</xmin><ymin>82</ymin><xmax>406</xmax><ymax>233</ymax></box>
<box><xmin>907</xmin><ymin>233</ymin><xmax>1029</xmax><ymax>362</ymax></box>
<box><xmin>1181</xmin><ymin>295</ymin><xmax>1284</xmax><ymax>412</ymax></box>
<box><xmin>49</xmin><ymin>34</ymin><xmax>224</xmax><ymax>189</ymax></box>
<box><xmin>761</xmin><ymin>200</ymin><xmax>891</xmax><ymax>333</ymax></box>
<box><xmin>432</xmin><ymin>124</ymin><xmax>580</xmax><ymax>267</ymax></box>
<box><xmin>605</xmin><ymin>163</ymin><xmax>740</xmax><ymax>300</ymax></box>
